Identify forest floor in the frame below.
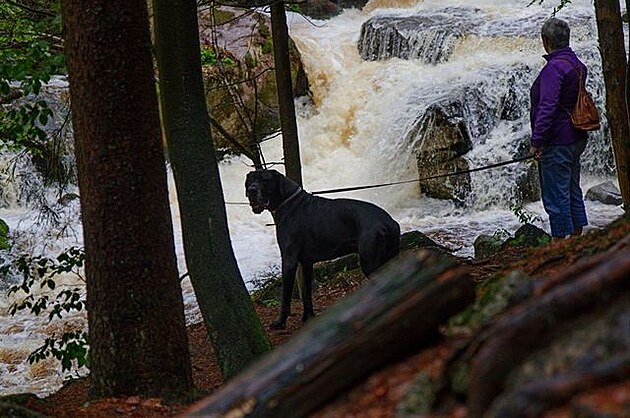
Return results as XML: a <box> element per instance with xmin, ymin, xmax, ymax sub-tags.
<box><xmin>17</xmin><ymin>212</ymin><xmax>630</xmax><ymax>417</ymax></box>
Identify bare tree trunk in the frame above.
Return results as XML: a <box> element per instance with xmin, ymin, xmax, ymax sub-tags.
<box><xmin>594</xmin><ymin>0</ymin><xmax>630</xmax><ymax>210</ymax></box>
<box><xmin>153</xmin><ymin>0</ymin><xmax>271</xmax><ymax>380</ymax></box>
<box><xmin>61</xmin><ymin>0</ymin><xmax>193</xmax><ymax>398</ymax></box>
<box><xmin>270</xmin><ymin>0</ymin><xmax>302</xmax><ymax>186</ymax></box>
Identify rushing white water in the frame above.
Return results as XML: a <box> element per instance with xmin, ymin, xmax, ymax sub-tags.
<box><xmin>0</xmin><ymin>0</ymin><xmax>626</xmax><ymax>396</ymax></box>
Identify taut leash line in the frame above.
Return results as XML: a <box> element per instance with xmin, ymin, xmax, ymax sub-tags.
<box><xmin>311</xmin><ymin>154</ymin><xmax>535</xmax><ymax>196</ymax></box>
<box><xmin>225</xmin><ymin>154</ymin><xmax>535</xmax><ymax>204</ymax></box>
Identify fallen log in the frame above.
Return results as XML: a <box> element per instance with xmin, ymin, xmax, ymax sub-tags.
<box><xmin>466</xmin><ymin>246</ymin><xmax>630</xmax><ymax>418</ymax></box>
<box><xmin>489</xmin><ymin>355</ymin><xmax>630</xmax><ymax>418</ymax></box>
<box><xmin>533</xmin><ymin>232</ymin><xmax>630</xmax><ymax>296</ymax></box>
<box><xmin>185</xmin><ymin>250</ymin><xmax>475</xmax><ymax>417</ymax></box>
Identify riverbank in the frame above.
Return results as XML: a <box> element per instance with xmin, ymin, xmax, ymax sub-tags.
<box><xmin>10</xmin><ymin>212</ymin><xmax>630</xmax><ymax>417</ymax></box>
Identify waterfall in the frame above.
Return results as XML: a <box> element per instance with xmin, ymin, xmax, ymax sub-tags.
<box><xmin>0</xmin><ymin>0</ymin><xmax>626</xmax><ymax>396</ymax></box>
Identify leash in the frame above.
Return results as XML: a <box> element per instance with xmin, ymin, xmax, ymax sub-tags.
<box><xmin>225</xmin><ymin>154</ymin><xmax>535</xmax><ymax>204</ymax></box>
<box><xmin>311</xmin><ymin>154</ymin><xmax>535</xmax><ymax>196</ymax></box>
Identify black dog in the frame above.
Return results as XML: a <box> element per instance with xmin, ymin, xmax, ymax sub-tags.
<box><xmin>246</xmin><ymin>169</ymin><xmax>400</xmax><ymax>329</ymax></box>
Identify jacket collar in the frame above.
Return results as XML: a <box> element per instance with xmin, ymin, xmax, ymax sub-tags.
<box><xmin>543</xmin><ymin>46</ymin><xmax>574</xmax><ymax>62</ymax></box>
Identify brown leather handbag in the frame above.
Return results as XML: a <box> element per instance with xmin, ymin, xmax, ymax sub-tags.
<box><xmin>560</xmin><ymin>58</ymin><xmax>601</xmax><ymax>131</ymax></box>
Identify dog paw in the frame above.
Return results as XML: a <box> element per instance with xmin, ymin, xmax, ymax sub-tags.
<box><xmin>270</xmin><ymin>318</ymin><xmax>287</xmax><ymax>330</ymax></box>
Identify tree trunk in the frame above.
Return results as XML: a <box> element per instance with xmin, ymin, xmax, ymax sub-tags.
<box><xmin>152</xmin><ymin>0</ymin><xmax>271</xmax><ymax>380</ymax></box>
<box><xmin>185</xmin><ymin>251</ymin><xmax>475</xmax><ymax>417</ymax></box>
<box><xmin>594</xmin><ymin>0</ymin><xmax>630</xmax><ymax>210</ymax></box>
<box><xmin>270</xmin><ymin>0</ymin><xmax>302</xmax><ymax>186</ymax></box>
<box><xmin>60</xmin><ymin>0</ymin><xmax>193</xmax><ymax>398</ymax></box>
<box><xmin>626</xmin><ymin>0</ymin><xmax>630</xmax><ymax>189</ymax></box>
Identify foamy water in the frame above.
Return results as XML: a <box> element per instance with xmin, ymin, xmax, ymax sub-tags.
<box><xmin>1</xmin><ymin>0</ymin><xmax>626</xmax><ymax>396</ymax></box>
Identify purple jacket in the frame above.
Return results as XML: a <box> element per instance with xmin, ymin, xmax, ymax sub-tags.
<box><xmin>530</xmin><ymin>47</ymin><xmax>589</xmax><ymax>148</ymax></box>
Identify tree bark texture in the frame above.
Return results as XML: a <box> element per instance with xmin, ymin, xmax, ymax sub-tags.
<box><xmin>152</xmin><ymin>0</ymin><xmax>271</xmax><ymax>380</ymax></box>
<box><xmin>594</xmin><ymin>0</ymin><xmax>630</xmax><ymax>210</ymax></box>
<box><xmin>60</xmin><ymin>0</ymin><xmax>193</xmax><ymax>398</ymax></box>
<box><xmin>185</xmin><ymin>251</ymin><xmax>475</xmax><ymax>417</ymax></box>
<box><xmin>466</xmin><ymin>245</ymin><xmax>630</xmax><ymax>418</ymax></box>
<box><xmin>626</xmin><ymin>0</ymin><xmax>630</xmax><ymax>192</ymax></box>
<box><xmin>270</xmin><ymin>0</ymin><xmax>303</xmax><ymax>186</ymax></box>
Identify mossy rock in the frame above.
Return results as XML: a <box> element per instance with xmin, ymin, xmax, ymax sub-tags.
<box><xmin>198</xmin><ymin>6</ymin><xmax>308</xmax><ymax>158</ymax></box>
<box><xmin>0</xmin><ymin>218</ymin><xmax>10</xmax><ymax>250</ymax></box>
<box><xmin>502</xmin><ymin>223</ymin><xmax>550</xmax><ymax>248</ymax></box>
<box><xmin>0</xmin><ymin>393</ymin><xmax>46</xmax><ymax>418</ymax></box>
<box><xmin>396</xmin><ymin>372</ymin><xmax>437</xmax><ymax>417</ymax></box>
<box><xmin>448</xmin><ymin>270</ymin><xmax>533</xmax><ymax>333</ymax></box>
<box><xmin>473</xmin><ymin>233</ymin><xmax>503</xmax><ymax>259</ymax></box>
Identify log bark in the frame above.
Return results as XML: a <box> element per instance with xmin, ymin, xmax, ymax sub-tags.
<box><xmin>185</xmin><ymin>250</ymin><xmax>475</xmax><ymax>417</ymax></box>
<box><xmin>466</xmin><ymin>246</ymin><xmax>630</xmax><ymax>418</ymax></box>
<box><xmin>532</xmin><ymin>233</ymin><xmax>630</xmax><ymax>296</ymax></box>
<box><xmin>489</xmin><ymin>355</ymin><xmax>630</xmax><ymax>418</ymax></box>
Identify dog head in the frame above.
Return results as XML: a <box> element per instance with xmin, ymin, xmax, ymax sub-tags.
<box><xmin>246</xmin><ymin>169</ymin><xmax>297</xmax><ymax>214</ymax></box>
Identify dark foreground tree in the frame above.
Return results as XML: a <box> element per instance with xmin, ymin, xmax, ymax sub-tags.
<box><xmin>594</xmin><ymin>0</ymin><xmax>630</xmax><ymax>210</ymax></box>
<box><xmin>61</xmin><ymin>0</ymin><xmax>193</xmax><ymax>397</ymax></box>
<box><xmin>626</xmin><ymin>0</ymin><xmax>630</xmax><ymax>203</ymax></box>
<box><xmin>153</xmin><ymin>0</ymin><xmax>271</xmax><ymax>379</ymax></box>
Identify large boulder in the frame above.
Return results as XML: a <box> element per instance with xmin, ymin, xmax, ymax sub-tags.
<box><xmin>404</xmin><ymin>63</ymin><xmax>537</xmax><ymax>204</ymax></box>
<box><xmin>410</xmin><ymin>100</ymin><xmax>472</xmax><ymax>201</ymax></box>
<box><xmin>197</xmin><ymin>7</ymin><xmax>309</xmax><ymax>157</ymax></box>
<box><xmin>585</xmin><ymin>181</ymin><xmax>623</xmax><ymax>206</ymax></box>
<box><xmin>357</xmin><ymin>7</ymin><xmax>484</xmax><ymax>63</ymax></box>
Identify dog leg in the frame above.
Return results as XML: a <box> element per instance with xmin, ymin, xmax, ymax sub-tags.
<box><xmin>270</xmin><ymin>259</ymin><xmax>298</xmax><ymax>330</ymax></box>
<box><xmin>301</xmin><ymin>262</ymin><xmax>315</xmax><ymax>323</ymax></box>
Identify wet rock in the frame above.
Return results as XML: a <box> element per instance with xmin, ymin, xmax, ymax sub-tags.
<box><xmin>406</xmin><ymin>63</ymin><xmax>538</xmax><ymax>204</ymax></box>
<box><xmin>197</xmin><ymin>7</ymin><xmax>306</xmax><ymax>157</ymax></box>
<box><xmin>358</xmin><ymin>7</ymin><xmax>484</xmax><ymax>63</ymax></box>
<box><xmin>0</xmin><ymin>218</ymin><xmax>9</xmax><ymax>250</ymax></box>
<box><xmin>500</xmin><ymin>65</ymin><xmax>535</xmax><ymax>121</ymax></box>
<box><xmin>316</xmin><ymin>230</ymin><xmax>453</xmax><ymax>282</ymax></box>
<box><xmin>0</xmin><ymin>393</ymin><xmax>45</xmax><ymax>418</ymax></box>
<box><xmin>58</xmin><ymin>192</ymin><xmax>80</xmax><ymax>206</ymax></box>
<box><xmin>400</xmin><ymin>230</ymin><xmax>451</xmax><ymax>254</ymax></box>
<box><xmin>412</xmin><ymin>100</ymin><xmax>472</xmax><ymax>201</ymax></box>
<box><xmin>298</xmin><ymin>0</ymin><xmax>371</xmax><ymax>20</ymax></box>
<box><xmin>298</xmin><ymin>0</ymin><xmax>341</xmax><ymax>19</ymax></box>
<box><xmin>585</xmin><ymin>181</ymin><xmax>623</xmax><ymax>206</ymax></box>
<box><xmin>4</xmin><ymin>77</ymin><xmax>76</xmax><ymax>187</ymax></box>
<box><xmin>473</xmin><ymin>233</ymin><xmax>504</xmax><ymax>260</ymax></box>
<box><xmin>503</xmin><ymin>223</ymin><xmax>550</xmax><ymax>248</ymax></box>
<box><xmin>516</xmin><ymin>161</ymin><xmax>541</xmax><ymax>203</ymax></box>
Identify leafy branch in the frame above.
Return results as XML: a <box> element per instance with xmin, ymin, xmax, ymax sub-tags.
<box><xmin>527</xmin><ymin>0</ymin><xmax>573</xmax><ymax>15</ymax></box>
<box><xmin>5</xmin><ymin>246</ymin><xmax>89</xmax><ymax>372</ymax></box>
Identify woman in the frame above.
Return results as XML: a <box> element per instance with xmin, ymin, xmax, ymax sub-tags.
<box><xmin>530</xmin><ymin>17</ymin><xmax>589</xmax><ymax>239</ymax></box>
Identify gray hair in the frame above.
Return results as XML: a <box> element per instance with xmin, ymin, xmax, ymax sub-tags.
<box><xmin>541</xmin><ymin>18</ymin><xmax>570</xmax><ymax>50</ymax></box>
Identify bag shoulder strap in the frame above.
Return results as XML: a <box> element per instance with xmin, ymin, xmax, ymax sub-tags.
<box><xmin>554</xmin><ymin>57</ymin><xmax>586</xmax><ymax>116</ymax></box>
<box><xmin>556</xmin><ymin>57</ymin><xmax>585</xmax><ymax>85</ymax></box>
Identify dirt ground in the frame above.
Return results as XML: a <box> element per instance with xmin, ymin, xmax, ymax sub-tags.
<box><xmin>20</xmin><ymin>214</ymin><xmax>630</xmax><ymax>417</ymax></box>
